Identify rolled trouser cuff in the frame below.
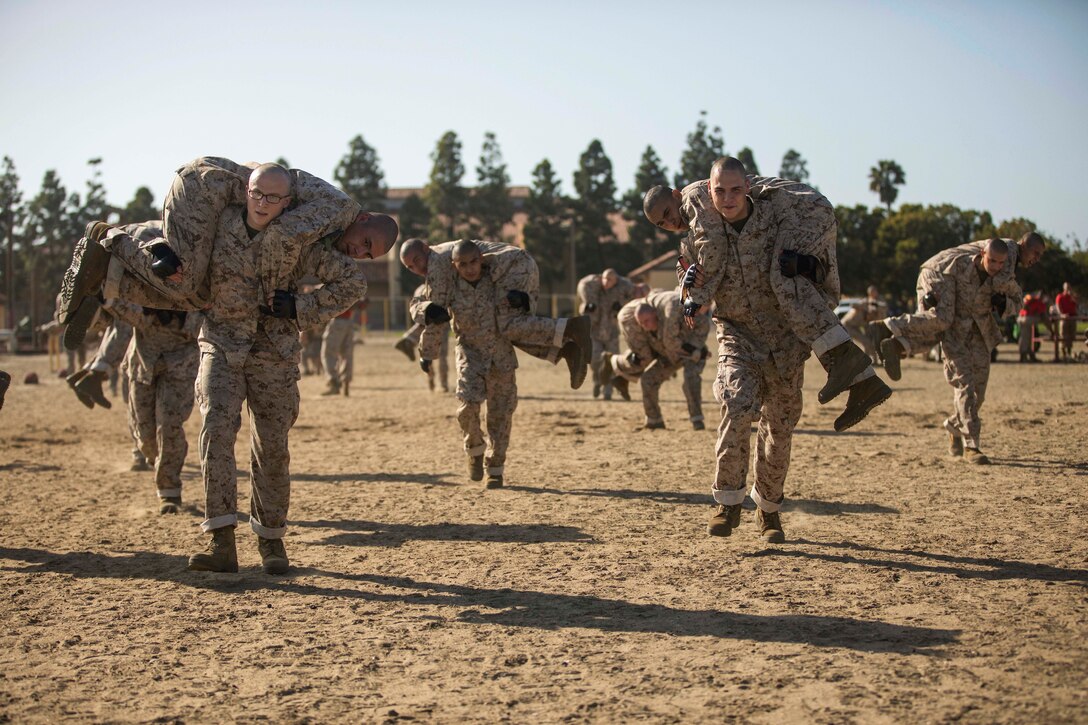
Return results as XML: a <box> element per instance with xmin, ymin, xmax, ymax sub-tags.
<box><xmin>750</xmin><ymin>485</ymin><xmax>783</xmax><ymax>513</ymax></box>
<box><xmin>851</xmin><ymin>366</ymin><xmax>876</xmax><ymax>385</ymax></box>
<box><xmin>884</xmin><ymin>318</ymin><xmax>913</xmax><ymax>355</ymax></box>
<box><xmin>201</xmin><ymin>513</ymin><xmax>237</xmax><ymax>532</ymax></box>
<box><xmin>466</xmin><ymin>444</ymin><xmax>486</xmax><ymax>456</ymax></box>
<box><xmin>712</xmin><ymin>487</ymin><xmax>746</xmax><ymax>506</ymax></box>
<box><xmin>552</xmin><ymin>318</ymin><xmax>568</xmax><ymax>349</ymax></box>
<box><xmin>645</xmin><ymin>416</ymin><xmax>664</xmax><ymax>426</ymax></box>
<box><xmin>811</xmin><ymin>325</ymin><xmax>851</xmax><ymax>357</ymax></box>
<box><xmin>89</xmin><ymin>358</ymin><xmax>111</xmax><ymax>374</ymax></box>
<box><xmin>486</xmin><ymin>466</ymin><xmax>504</xmax><ymax>476</ymax></box>
<box><xmin>157</xmin><ymin>488</ymin><xmax>181</xmax><ymax>498</ymax></box>
<box><xmin>690</xmin><ymin>414</ymin><xmax>705</xmax><ymax>423</ymax></box>
<box><xmin>250</xmin><ymin>517</ymin><xmax>286</xmax><ymax>539</ymax></box>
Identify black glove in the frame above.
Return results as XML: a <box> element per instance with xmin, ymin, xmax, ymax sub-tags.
<box><xmin>681</xmin><ymin>342</ymin><xmax>698</xmax><ymax>355</ymax></box>
<box><xmin>584</xmin><ymin>303</ymin><xmax>597</xmax><ymax>313</ymax></box>
<box><xmin>625</xmin><ymin>351</ymin><xmax>641</xmax><ymax>366</ymax></box>
<box><xmin>420</xmin><ymin>359</ymin><xmax>432</xmax><ymax>373</ymax></box>
<box><xmin>683</xmin><ymin>298</ymin><xmax>701</xmax><ymax>318</ymax></box>
<box><xmin>681</xmin><ymin>264</ymin><xmax>699</xmax><ymax>290</ymax></box>
<box><xmin>700</xmin><ymin>346</ymin><xmax>710</xmax><ymax>361</ymax></box>
<box><xmin>779</xmin><ymin>250</ymin><xmax>822</xmax><ymax>282</ymax></box>
<box><xmin>506</xmin><ymin>290</ymin><xmax>531</xmax><ymax>311</ymax></box>
<box><xmin>611</xmin><ymin>302</ymin><xmax>622</xmax><ymax>312</ymax></box>
<box><xmin>149</xmin><ymin>243</ymin><xmax>182</xmax><ymax>279</ymax></box>
<box><xmin>991</xmin><ymin>293</ymin><xmax>1007</xmax><ymax>315</ymax></box>
<box><xmin>259</xmin><ymin>290</ymin><xmax>297</xmax><ymax>319</ymax></box>
<box><xmin>921</xmin><ymin>291</ymin><xmax>939</xmax><ymax>311</ymax></box>
<box><xmin>424</xmin><ymin>303</ymin><xmax>451</xmax><ymax>325</ymax></box>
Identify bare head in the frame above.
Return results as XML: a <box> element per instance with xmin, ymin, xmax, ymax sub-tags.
<box><xmin>643</xmin><ymin>185</ymin><xmax>686</xmax><ymax>233</ymax></box>
<box><xmin>1063</xmin><ymin>282</ymin><xmax>1071</xmax><ymax>294</ymax></box>
<box><xmin>709</xmin><ymin>156</ymin><xmax>750</xmax><ymax>224</ymax></box>
<box><xmin>1018</xmin><ymin>231</ymin><xmax>1046</xmax><ymax>269</ymax></box>
<box><xmin>246</xmin><ymin>163</ymin><xmax>292</xmax><ymax>231</ymax></box>
<box><xmin>635</xmin><ymin>302</ymin><xmax>658</xmax><ymax>332</ymax></box>
<box><xmin>980</xmin><ymin>238</ymin><xmax>1009</xmax><ymax>277</ymax></box>
<box><xmin>602</xmin><ymin>268</ymin><xmax>619</xmax><ymax>290</ymax></box>
<box><xmin>867</xmin><ymin>285</ymin><xmax>879</xmax><ymax>299</ymax></box>
<box><xmin>399</xmin><ymin>238</ymin><xmax>432</xmax><ymax>277</ymax></box>
<box><xmin>337</xmin><ymin>212</ymin><xmax>399</xmax><ymax>260</ymax></box>
<box><xmin>452</xmin><ymin>240</ymin><xmax>483</xmax><ymax>283</ymax></box>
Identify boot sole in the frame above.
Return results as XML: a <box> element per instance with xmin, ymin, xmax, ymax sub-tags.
<box><xmin>761</xmin><ymin>530</ymin><xmax>786</xmax><ymax>543</ymax></box>
<box><xmin>263</xmin><ymin>559</ymin><xmax>290</xmax><ymax>575</ymax></box>
<box><xmin>880</xmin><ymin>339</ymin><xmax>902</xmax><ymax>381</ymax></box>
<box><xmin>834</xmin><ymin>382</ymin><xmax>893</xmax><ymax>432</ymax></box>
<box><xmin>58</xmin><ymin>226</ymin><xmax>111</xmax><ymax>325</ymax></box>
<box><xmin>63</xmin><ymin>296</ymin><xmax>101</xmax><ymax>351</ymax></box>
<box><xmin>707</xmin><ymin>523</ymin><xmax>733</xmax><ymax>537</ymax></box>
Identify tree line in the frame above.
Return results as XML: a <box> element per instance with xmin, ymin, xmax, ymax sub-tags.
<box><xmin>2</xmin><ymin>111</ymin><xmax>1086</xmax><ymax>336</ymax></box>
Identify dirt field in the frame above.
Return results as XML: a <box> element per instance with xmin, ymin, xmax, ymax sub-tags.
<box><xmin>1</xmin><ymin>335</ymin><xmax>1085</xmax><ymax>723</ymax></box>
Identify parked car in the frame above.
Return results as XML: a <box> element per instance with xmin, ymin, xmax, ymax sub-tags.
<box><xmin>834</xmin><ymin>297</ymin><xmax>865</xmax><ymax>320</ymax></box>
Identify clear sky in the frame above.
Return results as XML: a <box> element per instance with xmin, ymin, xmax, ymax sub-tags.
<box><xmin>1</xmin><ymin>0</ymin><xmax>1085</xmax><ymax>244</ymax></box>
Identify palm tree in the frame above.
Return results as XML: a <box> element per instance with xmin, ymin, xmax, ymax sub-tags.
<box><xmin>869</xmin><ymin>160</ymin><xmax>906</xmax><ymax>211</ymax></box>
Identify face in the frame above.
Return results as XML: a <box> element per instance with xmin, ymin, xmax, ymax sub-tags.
<box><xmin>980</xmin><ymin>249</ymin><xmax>1007</xmax><ymax>277</ymax></box>
<box><xmin>402</xmin><ymin>248</ymin><xmax>429</xmax><ymax>277</ymax></box>
<box><xmin>246</xmin><ymin>171</ymin><xmax>292</xmax><ymax>231</ymax></box>
<box><xmin>453</xmin><ymin>249</ymin><xmax>483</xmax><ymax>282</ymax></box>
<box><xmin>1019</xmin><ymin>243</ymin><xmax>1044</xmax><ymax>269</ymax></box>
<box><xmin>338</xmin><ymin>220</ymin><xmax>392</xmax><ymax>260</ymax></box>
<box><xmin>602</xmin><ymin>271</ymin><xmax>618</xmax><ymax>290</ymax></box>
<box><xmin>648</xmin><ymin>192</ymin><xmax>686</xmax><ymax>233</ymax></box>
<box><xmin>636</xmin><ymin>309</ymin><xmax>658</xmax><ymax>332</ymax></box>
<box><xmin>710</xmin><ymin>169</ymin><xmax>750</xmax><ymax>223</ymax></box>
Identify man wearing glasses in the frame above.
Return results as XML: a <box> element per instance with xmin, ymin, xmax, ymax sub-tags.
<box><xmin>186</xmin><ymin>163</ymin><xmax>376</xmax><ymax>575</ymax></box>
<box><xmin>57</xmin><ymin>156</ymin><xmax>397</xmax><ymax>349</ymax></box>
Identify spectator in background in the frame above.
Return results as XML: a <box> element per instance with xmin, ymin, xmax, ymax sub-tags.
<box><xmin>1055</xmin><ymin>283</ymin><xmax>1079</xmax><ymax>362</ymax></box>
<box><xmin>1018</xmin><ymin>291</ymin><xmax>1048</xmax><ymax>362</ymax></box>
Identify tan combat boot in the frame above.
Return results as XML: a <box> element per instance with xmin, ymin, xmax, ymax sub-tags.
<box><xmin>467</xmin><ymin>454</ymin><xmax>484</xmax><ymax>482</ymax></box>
<box><xmin>258</xmin><ymin>537</ymin><xmax>290</xmax><ymax>575</ymax></box>
<box><xmin>563</xmin><ymin>316</ymin><xmax>593</xmax><ymax>371</ymax></box>
<box><xmin>485</xmin><ymin>474</ymin><xmax>504</xmax><ymax>489</ymax></box>
<box><xmin>948</xmin><ymin>432</ymin><xmax>964</xmax><ymax>458</ymax></box>
<box><xmin>188</xmin><ymin>527</ymin><xmax>239</xmax><ymax>573</ymax></box>
<box><xmin>707</xmin><ymin>504</ymin><xmax>742</xmax><ymax>537</ymax></box>
<box><xmin>558</xmin><ymin>341</ymin><xmax>587</xmax><ymax>389</ymax></box>
<box><xmin>74</xmin><ymin>370</ymin><xmax>111</xmax><ymax>409</ymax></box>
<box><xmin>817</xmin><ymin>342</ymin><xmax>871</xmax><ymax>404</ymax></box>
<box><xmin>834</xmin><ymin>375</ymin><xmax>893</xmax><ymax>432</ymax></box>
<box><xmin>394</xmin><ymin>337</ymin><xmax>416</xmax><ymax>361</ymax></box>
<box><xmin>612</xmin><ymin>376</ymin><xmax>631</xmax><ymax>402</ymax></box>
<box><xmin>159</xmin><ymin>496</ymin><xmax>182</xmax><ymax>515</ymax></box>
<box><xmin>342</xmin><ymin>381</ymin><xmax>350</xmax><ymax>397</ymax></box>
<box><xmin>963</xmin><ymin>448</ymin><xmax>990</xmax><ymax>465</ymax></box>
<box><xmin>320</xmin><ymin>381</ymin><xmax>340</xmax><ymax>396</ymax></box>
<box><xmin>756</xmin><ymin>509</ymin><xmax>786</xmax><ymax>543</ymax></box>
<box><xmin>880</xmin><ymin>338</ymin><xmax>905</xmax><ymax>381</ymax></box>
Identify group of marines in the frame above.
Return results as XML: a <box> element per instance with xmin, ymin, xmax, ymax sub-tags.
<box><xmin>53</xmin><ymin>152</ymin><xmax>1045</xmax><ymax>573</ymax></box>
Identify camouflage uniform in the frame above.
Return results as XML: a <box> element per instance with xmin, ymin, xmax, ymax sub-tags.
<box><xmin>322</xmin><ymin>311</ymin><xmax>357</xmax><ymax>390</ymax></box>
<box><xmin>106</xmin><ymin>300</ymin><xmax>200</xmax><ymax>500</ymax></box>
<box><xmin>446</xmin><ymin>265</ymin><xmax>518</xmax><ymax>478</ymax></box>
<box><xmin>197</xmin><ymin>206</ymin><xmax>366</xmax><ymax>538</ymax></box>
<box><xmin>612</xmin><ymin>290</ymin><xmax>710</xmax><ymax>427</ymax></box>
<box><xmin>578</xmin><ymin>273</ymin><xmax>638</xmax><ymax>397</ymax></box>
<box><xmin>102</xmin><ymin>157</ymin><xmax>360</xmax><ymax>311</ymax></box>
<box><xmin>679</xmin><ymin>176</ymin><xmax>874</xmax><ymax>387</ymax></box>
<box><xmin>882</xmin><ymin>243</ymin><xmax>1018</xmax><ymax>450</ymax></box>
<box><xmin>415</xmin><ymin>241</ymin><xmax>569</xmax><ymax>367</ymax></box>
<box><xmin>405</xmin><ymin>283</ymin><xmax>450</xmax><ymax>390</ymax></box>
<box><xmin>685</xmin><ymin>186</ymin><xmax>812</xmax><ymax>513</ymax></box>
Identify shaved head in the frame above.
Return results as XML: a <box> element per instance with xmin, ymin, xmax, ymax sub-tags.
<box><xmin>635</xmin><ymin>302</ymin><xmax>658</xmax><ymax>332</ymax></box>
<box><xmin>602</xmin><ymin>268</ymin><xmax>619</xmax><ymax>289</ymax></box>
<box><xmin>709</xmin><ymin>156</ymin><xmax>748</xmax><ymax>180</ymax></box>
<box><xmin>643</xmin><ymin>185</ymin><xmax>685</xmax><ymax>232</ymax></box>
<box><xmin>338</xmin><ymin>212</ymin><xmax>398</xmax><ymax>260</ymax></box>
<box><xmin>400</xmin><ymin>237</ymin><xmax>432</xmax><ymax>277</ymax></box>
<box><xmin>1018</xmin><ymin>231</ymin><xmax>1046</xmax><ymax>269</ymax></box>
<box><xmin>980</xmin><ymin>237</ymin><xmax>1009</xmax><ymax>277</ymax></box>
<box><xmin>250</xmin><ymin>163</ymin><xmax>293</xmax><ymax>195</ymax></box>
<box><xmin>452</xmin><ymin>240</ymin><xmax>483</xmax><ymax>282</ymax></box>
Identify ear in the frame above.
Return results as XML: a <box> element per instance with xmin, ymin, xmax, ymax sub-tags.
<box><xmin>354</xmin><ymin>212</ymin><xmax>372</xmax><ymax>224</ymax></box>
<box><xmin>671</xmin><ymin>188</ymin><xmax>682</xmax><ymax>200</ymax></box>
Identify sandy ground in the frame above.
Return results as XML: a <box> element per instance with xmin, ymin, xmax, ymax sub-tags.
<box><xmin>0</xmin><ymin>334</ymin><xmax>1085</xmax><ymax>723</ymax></box>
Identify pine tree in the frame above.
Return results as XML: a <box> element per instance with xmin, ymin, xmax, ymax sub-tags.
<box><xmin>523</xmin><ymin>159</ymin><xmax>570</xmax><ymax>294</ymax></box>
<box><xmin>333</xmin><ymin>134</ymin><xmax>387</xmax><ymax>210</ymax></box>
<box><xmin>572</xmin><ymin>139</ymin><xmax>617</xmax><ymax>278</ymax></box>
<box><xmin>118</xmin><ymin>187</ymin><xmax>159</xmax><ymax>224</ymax></box>
<box><xmin>621</xmin><ymin>145</ymin><xmax>672</xmax><ymax>259</ymax></box>
<box><xmin>736</xmin><ymin>147</ymin><xmax>760</xmax><ymax>176</ymax></box>
<box><xmin>23</xmin><ymin>170</ymin><xmax>71</xmax><ymax>335</ymax></box>
<box><xmin>1</xmin><ymin>156</ymin><xmax>24</xmax><ymax>329</ymax></box>
<box><xmin>674</xmin><ymin>111</ymin><xmax>725</xmax><ymax>188</ymax></box>
<box><xmin>470</xmin><ymin>131</ymin><xmax>513</xmax><ymax>241</ymax></box>
<box><xmin>423</xmin><ymin>131</ymin><xmax>466</xmax><ymax>241</ymax></box>
<box><xmin>396</xmin><ymin>194</ymin><xmax>432</xmax><ymax>295</ymax></box>
<box><xmin>778</xmin><ymin>149</ymin><xmax>810</xmax><ymax>184</ymax></box>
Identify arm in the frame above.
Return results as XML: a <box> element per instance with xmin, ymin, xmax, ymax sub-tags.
<box><xmin>293</xmin><ymin>246</ymin><xmax>368</xmax><ymax>330</ymax></box>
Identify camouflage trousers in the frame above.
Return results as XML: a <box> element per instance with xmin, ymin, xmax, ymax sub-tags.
<box><xmin>407</xmin><ymin>322</ymin><xmax>450</xmax><ymax>390</ymax></box>
<box><xmin>128</xmin><ymin>357</ymin><xmax>197</xmax><ymax>498</ymax></box>
<box><xmin>197</xmin><ymin>345</ymin><xmax>300</xmax><ymax>539</ymax></box>
<box><xmin>104</xmin><ymin>160</ymin><xmax>245</xmax><ymax>310</ymax></box>
<box><xmin>591</xmin><ymin>334</ymin><xmax>620</xmax><ymax>397</ymax></box>
<box><xmin>456</xmin><ymin>360</ymin><xmax>517</xmax><ymax>477</ymax></box>
<box><xmin>884</xmin><ymin>268</ymin><xmax>953</xmax><ymax>355</ymax></box>
<box><xmin>641</xmin><ymin>358</ymin><xmax>705</xmax><ymax>426</ymax></box>
<box><xmin>942</xmin><ymin>327</ymin><xmax>991</xmax><ymax>450</ymax></box>
<box><xmin>322</xmin><ymin>317</ymin><xmax>355</xmax><ymax>387</ymax></box>
<box><xmin>711</xmin><ymin>331</ymin><xmax>804</xmax><ymax>513</ymax></box>
<box><xmin>89</xmin><ymin>321</ymin><xmax>133</xmax><ymax>374</ymax></box>
<box><xmin>1018</xmin><ymin>315</ymin><xmax>1041</xmax><ymax>356</ymax></box>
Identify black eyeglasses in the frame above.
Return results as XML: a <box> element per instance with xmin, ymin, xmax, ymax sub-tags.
<box><xmin>247</xmin><ymin>188</ymin><xmax>289</xmax><ymax>204</ymax></box>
